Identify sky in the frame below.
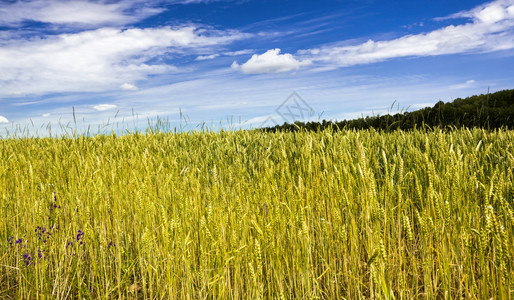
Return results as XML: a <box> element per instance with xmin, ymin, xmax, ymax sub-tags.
<box><xmin>1</xmin><ymin>0</ymin><xmax>514</xmax><ymax>136</ymax></box>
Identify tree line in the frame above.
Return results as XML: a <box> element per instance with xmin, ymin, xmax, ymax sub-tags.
<box><xmin>260</xmin><ymin>89</ymin><xmax>514</xmax><ymax>132</ymax></box>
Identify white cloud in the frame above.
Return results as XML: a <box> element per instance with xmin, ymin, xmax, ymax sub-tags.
<box><xmin>196</xmin><ymin>54</ymin><xmax>220</xmax><ymax>60</ymax></box>
<box><xmin>450</xmin><ymin>79</ymin><xmax>476</xmax><ymax>89</ymax></box>
<box><xmin>0</xmin><ymin>116</ymin><xmax>8</xmax><ymax>123</ymax></box>
<box><xmin>475</xmin><ymin>4</ymin><xmax>508</xmax><ymax>23</ymax></box>
<box><xmin>121</xmin><ymin>83</ymin><xmax>138</xmax><ymax>91</ymax></box>
<box><xmin>224</xmin><ymin>49</ymin><xmax>254</xmax><ymax>56</ymax></box>
<box><xmin>301</xmin><ymin>0</ymin><xmax>514</xmax><ymax>68</ymax></box>
<box><xmin>441</xmin><ymin>0</ymin><xmax>514</xmax><ymax>23</ymax></box>
<box><xmin>232</xmin><ymin>48</ymin><xmax>312</xmax><ymax>74</ymax></box>
<box><xmin>42</xmin><ymin>113</ymin><xmax>51</xmax><ymax>117</ymax></box>
<box><xmin>93</xmin><ymin>104</ymin><xmax>117</xmax><ymax>111</ymax></box>
<box><xmin>0</xmin><ymin>26</ymin><xmax>249</xmax><ymax>96</ymax></box>
<box><xmin>0</xmin><ymin>0</ymin><xmax>163</xmax><ymax>27</ymax></box>
<box><xmin>196</xmin><ymin>49</ymin><xmax>254</xmax><ymax>60</ymax></box>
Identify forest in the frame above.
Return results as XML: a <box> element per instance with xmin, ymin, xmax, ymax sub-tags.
<box><xmin>262</xmin><ymin>89</ymin><xmax>514</xmax><ymax>132</ymax></box>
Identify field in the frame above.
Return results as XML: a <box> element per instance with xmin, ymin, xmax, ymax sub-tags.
<box><xmin>1</xmin><ymin>128</ymin><xmax>513</xmax><ymax>299</ymax></box>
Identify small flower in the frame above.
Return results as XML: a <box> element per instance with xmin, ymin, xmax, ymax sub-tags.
<box><xmin>16</xmin><ymin>239</ymin><xmax>22</xmax><ymax>244</ymax></box>
<box><xmin>66</xmin><ymin>241</ymin><xmax>73</xmax><ymax>249</ymax></box>
<box><xmin>76</xmin><ymin>230</ymin><xmax>85</xmax><ymax>242</ymax></box>
<box><xmin>36</xmin><ymin>226</ymin><xmax>52</xmax><ymax>242</ymax></box>
<box><xmin>23</xmin><ymin>253</ymin><xmax>32</xmax><ymax>266</ymax></box>
<box><xmin>8</xmin><ymin>236</ymin><xmax>14</xmax><ymax>245</ymax></box>
<box><xmin>108</xmin><ymin>241</ymin><xmax>116</xmax><ymax>249</ymax></box>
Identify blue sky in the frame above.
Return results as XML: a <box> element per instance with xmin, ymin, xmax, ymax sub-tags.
<box><xmin>1</xmin><ymin>0</ymin><xmax>514</xmax><ymax>135</ymax></box>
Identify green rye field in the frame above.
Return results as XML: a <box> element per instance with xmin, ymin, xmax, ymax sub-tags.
<box><xmin>1</xmin><ymin>128</ymin><xmax>513</xmax><ymax>299</ymax></box>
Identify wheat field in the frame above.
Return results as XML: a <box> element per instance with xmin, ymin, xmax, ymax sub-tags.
<box><xmin>1</xmin><ymin>128</ymin><xmax>513</xmax><ymax>299</ymax></box>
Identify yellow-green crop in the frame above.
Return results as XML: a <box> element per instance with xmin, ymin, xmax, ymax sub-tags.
<box><xmin>1</xmin><ymin>128</ymin><xmax>513</xmax><ymax>298</ymax></box>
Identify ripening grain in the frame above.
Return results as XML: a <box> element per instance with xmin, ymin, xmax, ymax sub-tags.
<box><xmin>1</xmin><ymin>128</ymin><xmax>513</xmax><ymax>298</ymax></box>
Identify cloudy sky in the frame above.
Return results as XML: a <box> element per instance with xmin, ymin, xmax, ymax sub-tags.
<box><xmin>1</xmin><ymin>0</ymin><xmax>513</xmax><ymax>135</ymax></box>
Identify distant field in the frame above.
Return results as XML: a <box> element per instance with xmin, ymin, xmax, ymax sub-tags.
<box><xmin>1</xmin><ymin>128</ymin><xmax>513</xmax><ymax>299</ymax></box>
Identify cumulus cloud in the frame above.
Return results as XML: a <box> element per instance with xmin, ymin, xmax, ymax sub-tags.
<box><xmin>439</xmin><ymin>0</ymin><xmax>514</xmax><ymax>23</ymax></box>
<box><xmin>0</xmin><ymin>26</ymin><xmax>249</xmax><ymax>95</ymax></box>
<box><xmin>93</xmin><ymin>104</ymin><xmax>117</xmax><ymax>111</ymax></box>
<box><xmin>0</xmin><ymin>0</ymin><xmax>163</xmax><ymax>28</ymax></box>
<box><xmin>0</xmin><ymin>116</ymin><xmax>8</xmax><ymax>123</ymax></box>
<box><xmin>231</xmin><ymin>48</ymin><xmax>312</xmax><ymax>74</ymax></box>
<box><xmin>121</xmin><ymin>83</ymin><xmax>138</xmax><ymax>90</ymax></box>
<box><xmin>300</xmin><ymin>0</ymin><xmax>514</xmax><ymax>68</ymax></box>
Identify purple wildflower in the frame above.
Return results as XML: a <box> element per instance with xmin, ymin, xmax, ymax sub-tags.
<box><xmin>8</xmin><ymin>236</ymin><xmax>14</xmax><ymax>245</ymax></box>
<box><xmin>23</xmin><ymin>253</ymin><xmax>32</xmax><ymax>266</ymax></box>
<box><xmin>35</xmin><ymin>226</ymin><xmax>52</xmax><ymax>242</ymax></box>
<box><xmin>76</xmin><ymin>230</ymin><xmax>84</xmax><ymax>243</ymax></box>
<box><xmin>50</xmin><ymin>192</ymin><xmax>61</xmax><ymax>212</ymax></box>
<box><xmin>16</xmin><ymin>239</ymin><xmax>22</xmax><ymax>244</ymax></box>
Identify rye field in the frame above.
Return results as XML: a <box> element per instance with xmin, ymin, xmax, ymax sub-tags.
<box><xmin>1</xmin><ymin>128</ymin><xmax>513</xmax><ymax>299</ymax></box>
